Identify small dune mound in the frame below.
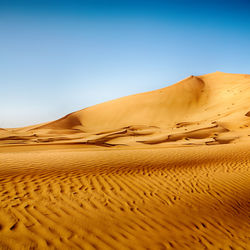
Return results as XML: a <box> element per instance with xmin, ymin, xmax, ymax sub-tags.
<box><xmin>34</xmin><ymin>112</ymin><xmax>82</xmax><ymax>131</ymax></box>
<box><xmin>175</xmin><ymin>122</ymin><xmax>195</xmax><ymax>128</ymax></box>
<box><xmin>245</xmin><ymin>111</ymin><xmax>250</xmax><ymax>117</ymax></box>
<box><xmin>208</xmin><ymin>134</ymin><xmax>238</xmax><ymax>145</ymax></box>
<box><xmin>83</xmin><ymin>125</ymin><xmax>159</xmax><ymax>146</ymax></box>
<box><xmin>138</xmin><ymin>125</ymin><xmax>229</xmax><ymax>145</ymax></box>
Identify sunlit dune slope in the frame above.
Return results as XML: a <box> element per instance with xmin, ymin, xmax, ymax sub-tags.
<box><xmin>35</xmin><ymin>72</ymin><xmax>250</xmax><ymax>131</ymax></box>
<box><xmin>37</xmin><ymin>74</ymin><xmax>206</xmax><ymax>131</ymax></box>
<box><xmin>1</xmin><ymin>72</ymin><xmax>250</xmax><ymax>146</ymax></box>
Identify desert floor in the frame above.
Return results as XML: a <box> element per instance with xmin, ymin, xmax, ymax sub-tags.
<box><xmin>0</xmin><ymin>142</ymin><xmax>249</xmax><ymax>249</ymax></box>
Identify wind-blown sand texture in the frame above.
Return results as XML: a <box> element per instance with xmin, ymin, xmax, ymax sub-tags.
<box><xmin>0</xmin><ymin>72</ymin><xmax>250</xmax><ymax>249</ymax></box>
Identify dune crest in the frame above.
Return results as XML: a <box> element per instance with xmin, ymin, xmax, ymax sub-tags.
<box><xmin>1</xmin><ymin>72</ymin><xmax>250</xmax><ymax>147</ymax></box>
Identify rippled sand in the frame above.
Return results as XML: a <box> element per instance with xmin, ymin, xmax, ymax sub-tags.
<box><xmin>0</xmin><ymin>143</ymin><xmax>249</xmax><ymax>249</ymax></box>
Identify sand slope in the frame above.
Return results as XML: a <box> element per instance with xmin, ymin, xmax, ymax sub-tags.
<box><xmin>1</xmin><ymin>72</ymin><xmax>250</xmax><ymax>147</ymax></box>
<box><xmin>0</xmin><ymin>72</ymin><xmax>250</xmax><ymax>249</ymax></box>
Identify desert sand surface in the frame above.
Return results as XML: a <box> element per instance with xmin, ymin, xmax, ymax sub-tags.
<box><xmin>0</xmin><ymin>72</ymin><xmax>250</xmax><ymax>249</ymax></box>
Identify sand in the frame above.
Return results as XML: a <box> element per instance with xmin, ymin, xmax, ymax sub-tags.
<box><xmin>0</xmin><ymin>72</ymin><xmax>250</xmax><ymax>249</ymax></box>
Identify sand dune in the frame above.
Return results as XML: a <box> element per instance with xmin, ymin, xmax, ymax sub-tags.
<box><xmin>31</xmin><ymin>72</ymin><xmax>250</xmax><ymax>132</ymax></box>
<box><xmin>35</xmin><ymin>75</ymin><xmax>207</xmax><ymax>131</ymax></box>
<box><xmin>1</xmin><ymin>71</ymin><xmax>250</xmax><ymax>147</ymax></box>
<box><xmin>0</xmin><ymin>72</ymin><xmax>250</xmax><ymax>249</ymax></box>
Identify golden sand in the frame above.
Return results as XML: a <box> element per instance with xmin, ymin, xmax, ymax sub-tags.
<box><xmin>0</xmin><ymin>72</ymin><xmax>250</xmax><ymax>249</ymax></box>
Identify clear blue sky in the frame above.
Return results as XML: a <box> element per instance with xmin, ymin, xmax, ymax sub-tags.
<box><xmin>1</xmin><ymin>0</ymin><xmax>250</xmax><ymax>127</ymax></box>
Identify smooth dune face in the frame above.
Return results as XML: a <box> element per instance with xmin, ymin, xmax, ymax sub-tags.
<box><xmin>1</xmin><ymin>72</ymin><xmax>250</xmax><ymax>146</ymax></box>
<box><xmin>0</xmin><ymin>72</ymin><xmax>250</xmax><ymax>249</ymax></box>
<box><xmin>34</xmin><ymin>75</ymin><xmax>206</xmax><ymax>130</ymax></box>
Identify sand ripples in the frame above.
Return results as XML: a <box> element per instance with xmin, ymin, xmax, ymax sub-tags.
<box><xmin>0</xmin><ymin>144</ymin><xmax>250</xmax><ymax>249</ymax></box>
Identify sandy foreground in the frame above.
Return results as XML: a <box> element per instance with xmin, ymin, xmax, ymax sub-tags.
<box><xmin>0</xmin><ymin>143</ymin><xmax>249</xmax><ymax>249</ymax></box>
<box><xmin>0</xmin><ymin>72</ymin><xmax>250</xmax><ymax>249</ymax></box>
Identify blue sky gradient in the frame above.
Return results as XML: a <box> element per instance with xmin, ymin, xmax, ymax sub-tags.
<box><xmin>1</xmin><ymin>0</ymin><xmax>250</xmax><ymax>127</ymax></box>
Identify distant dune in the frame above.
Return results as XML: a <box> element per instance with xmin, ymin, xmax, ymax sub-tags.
<box><xmin>1</xmin><ymin>71</ymin><xmax>250</xmax><ymax>147</ymax></box>
<box><xmin>0</xmin><ymin>72</ymin><xmax>249</xmax><ymax>249</ymax></box>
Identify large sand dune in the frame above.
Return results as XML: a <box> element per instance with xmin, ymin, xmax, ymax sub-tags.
<box><xmin>1</xmin><ymin>71</ymin><xmax>250</xmax><ymax>147</ymax></box>
<box><xmin>0</xmin><ymin>72</ymin><xmax>250</xmax><ymax>249</ymax></box>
